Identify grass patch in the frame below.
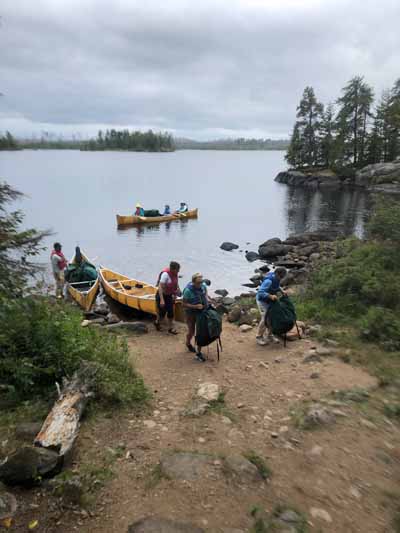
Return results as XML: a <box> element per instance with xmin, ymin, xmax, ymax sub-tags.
<box><xmin>145</xmin><ymin>463</ymin><xmax>170</xmax><ymax>490</ymax></box>
<box><xmin>244</xmin><ymin>451</ymin><xmax>272</xmax><ymax>480</ymax></box>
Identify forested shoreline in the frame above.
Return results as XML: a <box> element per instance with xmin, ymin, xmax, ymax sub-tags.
<box><xmin>286</xmin><ymin>76</ymin><xmax>400</xmax><ymax>171</ymax></box>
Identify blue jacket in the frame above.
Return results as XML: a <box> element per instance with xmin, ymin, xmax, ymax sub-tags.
<box><xmin>256</xmin><ymin>272</ymin><xmax>281</xmax><ymax>302</ymax></box>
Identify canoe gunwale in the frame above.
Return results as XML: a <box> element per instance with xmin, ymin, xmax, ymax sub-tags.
<box><xmin>116</xmin><ymin>208</ymin><xmax>198</xmax><ymax>226</ymax></box>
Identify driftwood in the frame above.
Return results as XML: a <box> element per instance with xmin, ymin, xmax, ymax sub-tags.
<box><xmin>34</xmin><ymin>363</ymin><xmax>97</xmax><ymax>457</ymax></box>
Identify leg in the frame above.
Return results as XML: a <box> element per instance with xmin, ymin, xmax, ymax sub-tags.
<box><xmin>166</xmin><ymin>296</ymin><xmax>177</xmax><ymax>334</ymax></box>
<box><xmin>256</xmin><ymin>300</ymin><xmax>268</xmax><ymax>344</ymax></box>
<box><xmin>185</xmin><ymin>313</ymin><xmax>196</xmax><ymax>347</ymax></box>
<box><xmin>54</xmin><ymin>273</ymin><xmax>63</xmax><ymax>298</ymax></box>
<box><xmin>155</xmin><ymin>293</ymin><xmax>166</xmax><ymax>329</ymax></box>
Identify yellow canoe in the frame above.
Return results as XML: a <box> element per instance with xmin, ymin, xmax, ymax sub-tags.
<box><xmin>67</xmin><ymin>251</ymin><xmax>100</xmax><ymax>312</ymax></box>
<box><xmin>116</xmin><ymin>208</ymin><xmax>198</xmax><ymax>226</ymax></box>
<box><xmin>99</xmin><ymin>268</ymin><xmax>185</xmax><ymax>322</ymax></box>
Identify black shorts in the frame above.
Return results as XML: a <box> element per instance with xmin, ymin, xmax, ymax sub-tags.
<box><xmin>156</xmin><ymin>293</ymin><xmax>174</xmax><ymax>319</ymax></box>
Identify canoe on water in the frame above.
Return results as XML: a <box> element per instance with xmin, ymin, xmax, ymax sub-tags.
<box><xmin>99</xmin><ymin>268</ymin><xmax>185</xmax><ymax>322</ymax></box>
<box><xmin>67</xmin><ymin>251</ymin><xmax>100</xmax><ymax>312</ymax></box>
<box><xmin>116</xmin><ymin>208</ymin><xmax>198</xmax><ymax>226</ymax></box>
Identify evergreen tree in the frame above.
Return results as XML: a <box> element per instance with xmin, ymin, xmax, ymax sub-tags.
<box><xmin>387</xmin><ymin>78</ymin><xmax>400</xmax><ymax>161</ymax></box>
<box><xmin>285</xmin><ymin>86</ymin><xmax>323</xmax><ymax>167</ymax></box>
<box><xmin>367</xmin><ymin>91</ymin><xmax>392</xmax><ymax>164</ymax></box>
<box><xmin>336</xmin><ymin>76</ymin><xmax>374</xmax><ymax>167</ymax></box>
<box><xmin>318</xmin><ymin>103</ymin><xmax>336</xmax><ymax>167</ymax></box>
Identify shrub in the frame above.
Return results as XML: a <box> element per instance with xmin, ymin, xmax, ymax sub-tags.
<box><xmin>0</xmin><ymin>296</ymin><xmax>148</xmax><ymax>406</ymax></box>
<box><xmin>360</xmin><ymin>308</ymin><xmax>400</xmax><ymax>350</ymax></box>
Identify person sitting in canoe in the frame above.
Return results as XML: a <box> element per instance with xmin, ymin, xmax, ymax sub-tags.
<box><xmin>163</xmin><ymin>204</ymin><xmax>171</xmax><ymax>216</ymax></box>
<box><xmin>50</xmin><ymin>242</ymin><xmax>67</xmax><ymax>299</ymax></box>
<box><xmin>175</xmin><ymin>202</ymin><xmax>188</xmax><ymax>214</ymax></box>
<box><xmin>155</xmin><ymin>261</ymin><xmax>182</xmax><ymax>334</ymax></box>
<box><xmin>135</xmin><ymin>203</ymin><xmax>145</xmax><ymax>216</ymax></box>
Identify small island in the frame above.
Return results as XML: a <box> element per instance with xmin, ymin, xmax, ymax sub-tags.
<box><xmin>81</xmin><ymin>129</ymin><xmax>175</xmax><ymax>152</ymax></box>
<box><xmin>277</xmin><ymin>76</ymin><xmax>400</xmax><ymax>192</ymax></box>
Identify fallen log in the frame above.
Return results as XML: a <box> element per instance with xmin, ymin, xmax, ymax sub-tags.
<box><xmin>34</xmin><ymin>362</ymin><xmax>97</xmax><ymax>456</ymax></box>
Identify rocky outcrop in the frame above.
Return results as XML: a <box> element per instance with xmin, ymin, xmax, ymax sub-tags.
<box><xmin>275</xmin><ymin>170</ymin><xmax>344</xmax><ymax>189</ymax></box>
<box><xmin>355</xmin><ymin>158</ymin><xmax>400</xmax><ymax>191</ymax></box>
<box><xmin>220</xmin><ymin>242</ymin><xmax>239</xmax><ymax>251</ymax></box>
<box><xmin>276</xmin><ymin>159</ymin><xmax>400</xmax><ymax>192</ymax></box>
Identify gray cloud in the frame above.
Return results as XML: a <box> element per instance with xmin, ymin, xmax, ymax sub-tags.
<box><xmin>1</xmin><ymin>0</ymin><xmax>399</xmax><ymax>139</ymax></box>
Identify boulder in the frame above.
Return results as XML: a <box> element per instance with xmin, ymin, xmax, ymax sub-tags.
<box><xmin>0</xmin><ymin>446</ymin><xmax>61</xmax><ymax>486</ymax></box>
<box><xmin>259</xmin><ymin>243</ymin><xmax>293</xmax><ymax>259</ymax></box>
<box><xmin>196</xmin><ymin>383</ymin><xmax>220</xmax><ymax>402</ymax></box>
<box><xmin>104</xmin><ymin>321</ymin><xmax>148</xmax><ymax>334</ymax></box>
<box><xmin>223</xmin><ymin>455</ymin><xmax>263</xmax><ymax>483</ymax></box>
<box><xmin>222</xmin><ymin>296</ymin><xmax>235</xmax><ymax>306</ymax></box>
<box><xmin>303</xmin><ymin>405</ymin><xmax>336</xmax><ymax>429</ymax></box>
<box><xmin>284</xmin><ymin>231</ymin><xmax>336</xmax><ymax>245</ymax></box>
<box><xmin>355</xmin><ymin>159</ymin><xmax>400</xmax><ymax>187</ymax></box>
<box><xmin>215</xmin><ymin>289</ymin><xmax>228</xmax><ymax>297</ymax></box>
<box><xmin>239</xmin><ymin>324</ymin><xmax>253</xmax><ymax>332</ymax></box>
<box><xmin>214</xmin><ymin>303</ymin><xmax>229</xmax><ymax>315</ymax></box>
<box><xmin>245</xmin><ymin>251</ymin><xmax>260</xmax><ymax>262</ymax></box>
<box><xmin>296</xmin><ymin>242</ymin><xmax>320</xmax><ymax>256</ymax></box>
<box><xmin>258</xmin><ymin>265</ymin><xmax>270</xmax><ymax>273</ymax></box>
<box><xmin>106</xmin><ymin>312</ymin><xmax>120</xmax><ymax>324</ymax></box>
<box><xmin>238</xmin><ymin>314</ymin><xmax>253</xmax><ymax>326</ymax></box>
<box><xmin>259</xmin><ymin>237</ymin><xmax>282</xmax><ymax>247</ymax></box>
<box><xmin>160</xmin><ymin>452</ymin><xmax>215</xmax><ymax>481</ymax></box>
<box><xmin>93</xmin><ymin>301</ymin><xmax>110</xmax><ymax>316</ymax></box>
<box><xmin>249</xmin><ymin>274</ymin><xmax>262</xmax><ymax>287</ymax></box>
<box><xmin>128</xmin><ymin>517</ymin><xmax>205</xmax><ymax>533</ymax></box>
<box><xmin>0</xmin><ymin>484</ymin><xmax>17</xmax><ymax>520</ymax></box>
<box><xmin>220</xmin><ymin>242</ymin><xmax>239</xmax><ymax>252</ymax></box>
<box><xmin>228</xmin><ymin>306</ymin><xmax>242</xmax><ymax>323</ymax></box>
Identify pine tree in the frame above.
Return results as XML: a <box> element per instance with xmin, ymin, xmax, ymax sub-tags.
<box><xmin>387</xmin><ymin>78</ymin><xmax>400</xmax><ymax>161</ymax></box>
<box><xmin>285</xmin><ymin>86</ymin><xmax>323</xmax><ymax>168</ymax></box>
<box><xmin>367</xmin><ymin>91</ymin><xmax>391</xmax><ymax>164</ymax></box>
<box><xmin>336</xmin><ymin>76</ymin><xmax>374</xmax><ymax>167</ymax></box>
<box><xmin>319</xmin><ymin>103</ymin><xmax>336</xmax><ymax>167</ymax></box>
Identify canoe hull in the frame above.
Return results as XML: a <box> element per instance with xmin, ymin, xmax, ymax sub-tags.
<box><xmin>67</xmin><ymin>250</ymin><xmax>99</xmax><ymax>312</ymax></box>
<box><xmin>68</xmin><ymin>279</ymin><xmax>100</xmax><ymax>312</ymax></box>
<box><xmin>99</xmin><ymin>268</ymin><xmax>185</xmax><ymax>322</ymax></box>
<box><xmin>116</xmin><ymin>208</ymin><xmax>198</xmax><ymax>226</ymax></box>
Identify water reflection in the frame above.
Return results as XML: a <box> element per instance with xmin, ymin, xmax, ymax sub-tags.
<box><xmin>284</xmin><ymin>186</ymin><xmax>372</xmax><ymax>237</ymax></box>
<box><xmin>116</xmin><ymin>217</ymin><xmax>192</xmax><ymax>237</ymax></box>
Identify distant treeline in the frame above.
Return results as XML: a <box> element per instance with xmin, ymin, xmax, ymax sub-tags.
<box><xmin>82</xmin><ymin>129</ymin><xmax>175</xmax><ymax>152</ymax></box>
<box><xmin>286</xmin><ymin>76</ymin><xmax>400</xmax><ymax>170</ymax></box>
<box><xmin>0</xmin><ymin>131</ymin><xmax>19</xmax><ymax>150</ymax></box>
<box><xmin>176</xmin><ymin>137</ymin><xmax>289</xmax><ymax>150</ymax></box>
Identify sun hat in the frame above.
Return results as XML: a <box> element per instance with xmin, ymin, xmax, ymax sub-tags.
<box><xmin>136</xmin><ymin>203</ymin><xmax>142</xmax><ymax>208</ymax></box>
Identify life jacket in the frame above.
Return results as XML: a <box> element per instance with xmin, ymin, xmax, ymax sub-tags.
<box><xmin>184</xmin><ymin>282</ymin><xmax>208</xmax><ymax>307</ymax></box>
<box><xmin>157</xmin><ymin>268</ymin><xmax>178</xmax><ymax>295</ymax></box>
<box><xmin>51</xmin><ymin>250</ymin><xmax>67</xmax><ymax>270</ymax></box>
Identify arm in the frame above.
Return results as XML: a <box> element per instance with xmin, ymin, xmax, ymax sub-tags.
<box><xmin>158</xmin><ymin>283</ymin><xmax>166</xmax><ymax>307</ymax></box>
<box><xmin>257</xmin><ymin>279</ymin><xmax>277</xmax><ymax>302</ymax></box>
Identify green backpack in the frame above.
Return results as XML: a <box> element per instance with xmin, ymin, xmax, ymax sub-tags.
<box><xmin>195</xmin><ymin>308</ymin><xmax>223</xmax><ymax>360</ymax></box>
<box><xmin>268</xmin><ymin>295</ymin><xmax>298</xmax><ymax>337</ymax></box>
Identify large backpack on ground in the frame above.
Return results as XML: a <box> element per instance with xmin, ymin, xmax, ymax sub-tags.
<box><xmin>195</xmin><ymin>307</ymin><xmax>223</xmax><ymax>361</ymax></box>
<box><xmin>267</xmin><ymin>295</ymin><xmax>299</xmax><ymax>343</ymax></box>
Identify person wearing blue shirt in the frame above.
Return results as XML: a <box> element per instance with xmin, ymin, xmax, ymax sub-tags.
<box><xmin>135</xmin><ymin>203</ymin><xmax>145</xmax><ymax>216</ymax></box>
<box><xmin>255</xmin><ymin>267</ymin><xmax>287</xmax><ymax>346</ymax></box>
<box><xmin>163</xmin><ymin>204</ymin><xmax>171</xmax><ymax>216</ymax></box>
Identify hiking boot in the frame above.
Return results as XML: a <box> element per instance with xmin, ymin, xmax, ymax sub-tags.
<box><xmin>256</xmin><ymin>337</ymin><xmax>268</xmax><ymax>346</ymax></box>
<box><xmin>196</xmin><ymin>352</ymin><xmax>206</xmax><ymax>362</ymax></box>
<box><xmin>268</xmin><ymin>335</ymin><xmax>280</xmax><ymax>344</ymax></box>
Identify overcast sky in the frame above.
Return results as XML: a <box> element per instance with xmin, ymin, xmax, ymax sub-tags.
<box><xmin>1</xmin><ymin>0</ymin><xmax>399</xmax><ymax>140</ymax></box>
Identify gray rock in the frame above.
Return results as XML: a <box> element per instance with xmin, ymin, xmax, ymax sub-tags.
<box><xmin>250</xmin><ymin>274</ymin><xmax>262</xmax><ymax>287</ymax></box>
<box><xmin>220</xmin><ymin>242</ymin><xmax>239</xmax><ymax>252</ymax></box>
<box><xmin>215</xmin><ymin>289</ymin><xmax>229</xmax><ymax>297</ymax></box>
<box><xmin>88</xmin><ymin>317</ymin><xmax>107</xmax><ymax>325</ymax></box>
<box><xmin>296</xmin><ymin>242</ymin><xmax>320</xmax><ymax>256</ymax></box>
<box><xmin>197</xmin><ymin>383</ymin><xmax>220</xmax><ymax>402</ymax></box>
<box><xmin>93</xmin><ymin>301</ymin><xmax>110</xmax><ymax>315</ymax></box>
<box><xmin>278</xmin><ymin>509</ymin><xmax>302</xmax><ymax>524</ymax></box>
<box><xmin>222</xmin><ymin>296</ymin><xmax>235</xmax><ymax>306</ymax></box>
<box><xmin>302</xmin><ymin>353</ymin><xmax>322</xmax><ymax>364</ymax></box>
<box><xmin>284</xmin><ymin>231</ymin><xmax>336</xmax><ymax>245</ymax></box>
<box><xmin>228</xmin><ymin>306</ymin><xmax>242</xmax><ymax>323</ymax></box>
<box><xmin>51</xmin><ymin>475</ymin><xmax>84</xmax><ymax>506</ymax></box>
<box><xmin>105</xmin><ymin>321</ymin><xmax>148</xmax><ymax>334</ymax></box>
<box><xmin>15</xmin><ymin>422</ymin><xmax>42</xmax><ymax>441</ymax></box>
<box><xmin>0</xmin><ymin>446</ymin><xmax>61</xmax><ymax>486</ymax></box>
<box><xmin>106</xmin><ymin>312</ymin><xmax>120</xmax><ymax>324</ymax></box>
<box><xmin>310</xmin><ymin>372</ymin><xmax>320</xmax><ymax>379</ymax></box>
<box><xmin>245</xmin><ymin>251</ymin><xmax>260</xmax><ymax>262</ymax></box>
<box><xmin>239</xmin><ymin>324</ymin><xmax>253</xmax><ymax>332</ymax></box>
<box><xmin>183</xmin><ymin>399</ymin><xmax>209</xmax><ymax>417</ymax></box>
<box><xmin>0</xmin><ymin>484</ymin><xmax>17</xmax><ymax>520</ymax></box>
<box><xmin>238</xmin><ymin>314</ymin><xmax>253</xmax><ymax>326</ymax></box>
<box><xmin>259</xmin><ymin>243</ymin><xmax>292</xmax><ymax>259</ymax></box>
<box><xmin>260</xmin><ymin>237</ymin><xmax>282</xmax><ymax>246</ymax></box>
<box><xmin>160</xmin><ymin>452</ymin><xmax>215</xmax><ymax>481</ymax></box>
<box><xmin>303</xmin><ymin>405</ymin><xmax>336</xmax><ymax>429</ymax></box>
<box><xmin>316</xmin><ymin>347</ymin><xmax>334</xmax><ymax>357</ymax></box>
<box><xmin>128</xmin><ymin>517</ymin><xmax>205</xmax><ymax>533</ymax></box>
<box><xmin>355</xmin><ymin>159</ymin><xmax>400</xmax><ymax>187</ymax></box>
<box><xmin>223</xmin><ymin>455</ymin><xmax>263</xmax><ymax>483</ymax></box>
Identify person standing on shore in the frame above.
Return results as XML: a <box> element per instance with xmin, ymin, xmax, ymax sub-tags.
<box><xmin>182</xmin><ymin>273</ymin><xmax>210</xmax><ymax>362</ymax></box>
<box><xmin>50</xmin><ymin>242</ymin><xmax>67</xmax><ymax>298</ymax></box>
<box><xmin>155</xmin><ymin>261</ymin><xmax>181</xmax><ymax>334</ymax></box>
<box><xmin>255</xmin><ymin>267</ymin><xmax>287</xmax><ymax>345</ymax></box>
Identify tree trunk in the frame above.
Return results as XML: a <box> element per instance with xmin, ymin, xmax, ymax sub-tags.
<box><xmin>34</xmin><ymin>364</ymin><xmax>96</xmax><ymax>457</ymax></box>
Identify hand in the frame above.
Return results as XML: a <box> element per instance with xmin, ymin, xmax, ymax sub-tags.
<box><xmin>270</xmin><ymin>295</ymin><xmax>278</xmax><ymax>302</ymax></box>
<box><xmin>160</xmin><ymin>300</ymin><xmax>165</xmax><ymax>308</ymax></box>
<box><xmin>195</xmin><ymin>303</ymin><xmax>204</xmax><ymax>310</ymax></box>
<box><xmin>280</xmin><ymin>290</ymin><xmax>287</xmax><ymax>297</ymax></box>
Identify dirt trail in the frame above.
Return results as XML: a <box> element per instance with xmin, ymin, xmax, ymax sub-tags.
<box><xmin>61</xmin><ymin>321</ymin><xmax>400</xmax><ymax>532</ymax></box>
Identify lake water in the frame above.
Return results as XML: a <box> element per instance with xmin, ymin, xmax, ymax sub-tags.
<box><xmin>0</xmin><ymin>150</ymin><xmax>372</xmax><ymax>294</ymax></box>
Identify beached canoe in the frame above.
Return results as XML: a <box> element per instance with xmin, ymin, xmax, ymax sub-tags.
<box><xmin>99</xmin><ymin>268</ymin><xmax>185</xmax><ymax>322</ymax></box>
<box><xmin>116</xmin><ymin>208</ymin><xmax>198</xmax><ymax>226</ymax></box>
<box><xmin>67</xmin><ymin>251</ymin><xmax>100</xmax><ymax>312</ymax></box>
